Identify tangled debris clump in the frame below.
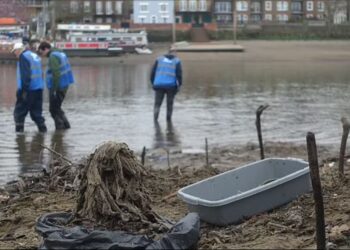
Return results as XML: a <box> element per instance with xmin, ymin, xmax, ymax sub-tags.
<box><xmin>74</xmin><ymin>142</ymin><xmax>167</xmax><ymax>233</ymax></box>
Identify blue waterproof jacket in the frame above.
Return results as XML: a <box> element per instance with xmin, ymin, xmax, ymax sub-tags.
<box><xmin>46</xmin><ymin>51</ymin><xmax>74</xmax><ymax>89</ymax></box>
<box><xmin>151</xmin><ymin>55</ymin><xmax>182</xmax><ymax>89</ymax></box>
<box><xmin>17</xmin><ymin>50</ymin><xmax>44</xmax><ymax>90</ymax></box>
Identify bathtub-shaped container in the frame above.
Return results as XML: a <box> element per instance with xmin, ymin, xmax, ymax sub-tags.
<box><xmin>177</xmin><ymin>158</ymin><xmax>312</xmax><ymax>225</ymax></box>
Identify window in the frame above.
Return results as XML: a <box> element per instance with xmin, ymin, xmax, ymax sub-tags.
<box><xmin>276</xmin><ymin>13</ymin><xmax>288</xmax><ymax>21</ymax></box>
<box><xmin>83</xmin><ymin>1</ymin><xmax>90</xmax><ymax>13</ymax></box>
<box><xmin>291</xmin><ymin>2</ymin><xmax>302</xmax><ymax>12</ymax></box>
<box><xmin>96</xmin><ymin>17</ymin><xmax>103</xmax><ymax>23</ymax></box>
<box><xmin>70</xmin><ymin>0</ymin><xmax>79</xmax><ymax>13</ymax></box>
<box><xmin>139</xmin><ymin>16</ymin><xmax>146</xmax><ymax>23</ymax></box>
<box><xmin>162</xmin><ymin>17</ymin><xmax>168</xmax><ymax>23</ymax></box>
<box><xmin>276</xmin><ymin>1</ymin><xmax>288</xmax><ymax>11</ymax></box>
<box><xmin>96</xmin><ymin>1</ymin><xmax>103</xmax><ymax>14</ymax></box>
<box><xmin>265</xmin><ymin>1</ymin><xmax>272</xmax><ymax>11</ymax></box>
<box><xmin>189</xmin><ymin>0</ymin><xmax>197</xmax><ymax>11</ymax></box>
<box><xmin>215</xmin><ymin>2</ymin><xmax>231</xmax><ymax>13</ymax></box>
<box><xmin>179</xmin><ymin>0</ymin><xmax>187</xmax><ymax>11</ymax></box>
<box><xmin>140</xmin><ymin>3</ymin><xmax>148</xmax><ymax>13</ymax></box>
<box><xmin>236</xmin><ymin>1</ymin><xmax>248</xmax><ymax>11</ymax></box>
<box><xmin>106</xmin><ymin>17</ymin><xmax>112</xmax><ymax>23</ymax></box>
<box><xmin>83</xmin><ymin>17</ymin><xmax>93</xmax><ymax>23</ymax></box>
<box><xmin>251</xmin><ymin>14</ymin><xmax>261</xmax><ymax>22</ymax></box>
<box><xmin>151</xmin><ymin>15</ymin><xmax>157</xmax><ymax>23</ymax></box>
<box><xmin>306</xmin><ymin>13</ymin><xmax>314</xmax><ymax>19</ymax></box>
<box><xmin>317</xmin><ymin>1</ymin><xmax>325</xmax><ymax>12</ymax></box>
<box><xmin>199</xmin><ymin>0</ymin><xmax>207</xmax><ymax>11</ymax></box>
<box><xmin>160</xmin><ymin>3</ymin><xmax>167</xmax><ymax>12</ymax></box>
<box><xmin>251</xmin><ymin>1</ymin><xmax>261</xmax><ymax>13</ymax></box>
<box><xmin>306</xmin><ymin>1</ymin><xmax>313</xmax><ymax>11</ymax></box>
<box><xmin>237</xmin><ymin>14</ymin><xmax>248</xmax><ymax>23</ymax></box>
<box><xmin>265</xmin><ymin>14</ymin><xmax>272</xmax><ymax>21</ymax></box>
<box><xmin>216</xmin><ymin>15</ymin><xmax>232</xmax><ymax>23</ymax></box>
<box><xmin>106</xmin><ymin>1</ymin><xmax>113</xmax><ymax>15</ymax></box>
<box><xmin>317</xmin><ymin>13</ymin><xmax>325</xmax><ymax>20</ymax></box>
<box><xmin>115</xmin><ymin>1</ymin><xmax>122</xmax><ymax>15</ymax></box>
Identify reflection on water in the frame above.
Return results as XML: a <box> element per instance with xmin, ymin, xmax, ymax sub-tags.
<box><xmin>1</xmin><ymin>48</ymin><xmax>350</xmax><ymax>184</ymax></box>
<box><xmin>153</xmin><ymin>121</ymin><xmax>181</xmax><ymax>149</ymax></box>
<box><xmin>16</xmin><ymin>133</ymin><xmax>45</xmax><ymax>175</ymax></box>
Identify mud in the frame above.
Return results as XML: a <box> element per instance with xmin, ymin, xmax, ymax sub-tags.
<box><xmin>1</xmin><ymin>141</ymin><xmax>350</xmax><ymax>249</ymax></box>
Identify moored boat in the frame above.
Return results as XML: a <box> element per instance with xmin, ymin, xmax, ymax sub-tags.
<box><xmin>54</xmin><ymin>24</ymin><xmax>148</xmax><ymax>57</ymax></box>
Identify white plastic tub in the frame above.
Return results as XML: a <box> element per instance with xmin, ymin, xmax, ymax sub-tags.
<box><xmin>177</xmin><ymin>158</ymin><xmax>312</xmax><ymax>225</ymax></box>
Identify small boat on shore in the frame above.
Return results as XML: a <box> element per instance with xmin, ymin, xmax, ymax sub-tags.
<box><xmin>178</xmin><ymin>158</ymin><xmax>312</xmax><ymax>225</ymax></box>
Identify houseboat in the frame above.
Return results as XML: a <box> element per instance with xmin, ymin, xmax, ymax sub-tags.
<box><xmin>54</xmin><ymin>24</ymin><xmax>148</xmax><ymax>57</ymax></box>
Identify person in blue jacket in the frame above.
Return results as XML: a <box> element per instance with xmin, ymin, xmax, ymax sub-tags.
<box><xmin>12</xmin><ymin>43</ymin><xmax>47</xmax><ymax>133</ymax></box>
<box><xmin>38</xmin><ymin>41</ymin><xmax>74</xmax><ymax>130</ymax></box>
<box><xmin>150</xmin><ymin>47</ymin><xmax>182</xmax><ymax>122</ymax></box>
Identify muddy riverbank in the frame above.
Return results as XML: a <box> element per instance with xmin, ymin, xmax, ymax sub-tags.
<box><xmin>1</xmin><ymin>141</ymin><xmax>350</xmax><ymax>249</ymax></box>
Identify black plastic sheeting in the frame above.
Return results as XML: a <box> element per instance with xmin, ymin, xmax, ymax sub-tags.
<box><xmin>36</xmin><ymin>212</ymin><xmax>200</xmax><ymax>250</ymax></box>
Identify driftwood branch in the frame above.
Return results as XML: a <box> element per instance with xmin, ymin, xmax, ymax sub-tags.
<box><xmin>339</xmin><ymin>117</ymin><xmax>350</xmax><ymax>178</ymax></box>
<box><xmin>40</xmin><ymin>144</ymin><xmax>73</xmax><ymax>165</ymax></box>
<box><xmin>256</xmin><ymin>104</ymin><xmax>269</xmax><ymax>160</ymax></box>
<box><xmin>306</xmin><ymin>132</ymin><xmax>326</xmax><ymax>250</ymax></box>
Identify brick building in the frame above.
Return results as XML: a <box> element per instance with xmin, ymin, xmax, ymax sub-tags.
<box><xmin>53</xmin><ymin>0</ymin><xmax>132</xmax><ymax>25</ymax></box>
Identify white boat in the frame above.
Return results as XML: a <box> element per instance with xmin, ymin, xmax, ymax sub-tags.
<box><xmin>0</xmin><ymin>25</ymin><xmax>27</xmax><ymax>61</ymax></box>
<box><xmin>135</xmin><ymin>47</ymin><xmax>152</xmax><ymax>55</ymax></box>
<box><xmin>54</xmin><ymin>24</ymin><xmax>148</xmax><ymax>57</ymax></box>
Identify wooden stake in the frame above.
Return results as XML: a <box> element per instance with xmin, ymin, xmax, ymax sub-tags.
<box><xmin>339</xmin><ymin>117</ymin><xmax>350</xmax><ymax>178</ymax></box>
<box><xmin>205</xmin><ymin>138</ymin><xmax>209</xmax><ymax>167</ymax></box>
<box><xmin>141</xmin><ymin>146</ymin><xmax>146</xmax><ymax>166</ymax></box>
<box><xmin>306</xmin><ymin>132</ymin><xmax>326</xmax><ymax>250</ymax></box>
<box><xmin>256</xmin><ymin>105</ymin><xmax>269</xmax><ymax>160</ymax></box>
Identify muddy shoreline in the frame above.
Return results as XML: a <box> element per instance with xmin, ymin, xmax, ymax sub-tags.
<box><xmin>1</xmin><ymin>141</ymin><xmax>350</xmax><ymax>249</ymax></box>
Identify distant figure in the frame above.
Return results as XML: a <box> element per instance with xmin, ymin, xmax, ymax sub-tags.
<box><xmin>38</xmin><ymin>41</ymin><xmax>74</xmax><ymax>130</ymax></box>
<box><xmin>150</xmin><ymin>47</ymin><xmax>182</xmax><ymax>122</ymax></box>
<box><xmin>12</xmin><ymin>42</ymin><xmax>47</xmax><ymax>133</ymax></box>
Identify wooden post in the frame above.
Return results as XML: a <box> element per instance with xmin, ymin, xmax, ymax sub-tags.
<box><xmin>339</xmin><ymin>117</ymin><xmax>350</xmax><ymax>178</ymax></box>
<box><xmin>205</xmin><ymin>138</ymin><xmax>209</xmax><ymax>167</ymax></box>
<box><xmin>256</xmin><ymin>105</ymin><xmax>269</xmax><ymax>160</ymax></box>
<box><xmin>306</xmin><ymin>132</ymin><xmax>326</xmax><ymax>250</ymax></box>
<box><xmin>141</xmin><ymin>146</ymin><xmax>146</xmax><ymax>166</ymax></box>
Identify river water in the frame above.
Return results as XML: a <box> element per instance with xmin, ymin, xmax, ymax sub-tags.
<box><xmin>1</xmin><ymin>42</ymin><xmax>350</xmax><ymax>185</ymax></box>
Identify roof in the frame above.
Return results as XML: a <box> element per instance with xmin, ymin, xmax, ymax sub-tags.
<box><xmin>0</xmin><ymin>18</ymin><xmax>18</xmax><ymax>25</ymax></box>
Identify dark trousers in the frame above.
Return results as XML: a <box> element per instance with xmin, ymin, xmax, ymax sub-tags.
<box><xmin>14</xmin><ymin>89</ymin><xmax>46</xmax><ymax>132</ymax></box>
<box><xmin>49</xmin><ymin>90</ymin><xmax>70</xmax><ymax>130</ymax></box>
<box><xmin>154</xmin><ymin>88</ymin><xmax>177</xmax><ymax>121</ymax></box>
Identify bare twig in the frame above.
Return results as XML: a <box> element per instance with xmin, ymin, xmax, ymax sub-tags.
<box><xmin>161</xmin><ymin>191</ymin><xmax>177</xmax><ymax>202</ymax></box>
<box><xmin>40</xmin><ymin>144</ymin><xmax>72</xmax><ymax>165</ymax></box>
<box><xmin>267</xmin><ymin>222</ymin><xmax>290</xmax><ymax>230</ymax></box>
